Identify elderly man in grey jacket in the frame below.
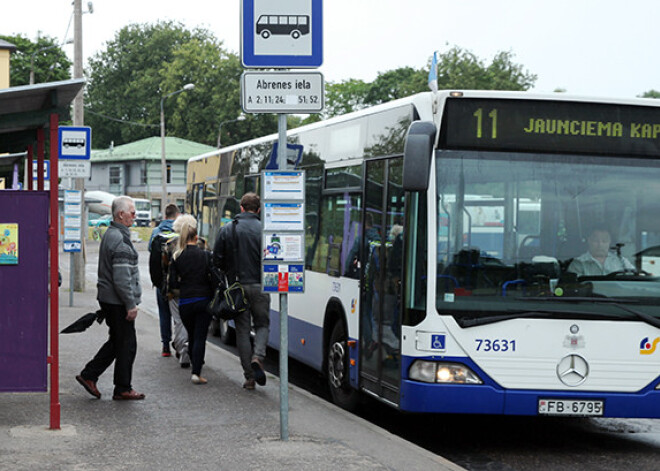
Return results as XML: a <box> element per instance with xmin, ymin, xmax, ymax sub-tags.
<box><xmin>76</xmin><ymin>196</ymin><xmax>145</xmax><ymax>400</ymax></box>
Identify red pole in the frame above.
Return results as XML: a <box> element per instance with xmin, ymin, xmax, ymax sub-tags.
<box><xmin>48</xmin><ymin>113</ymin><xmax>60</xmax><ymax>430</ymax></box>
<box><xmin>36</xmin><ymin>128</ymin><xmax>44</xmax><ymax>191</ymax></box>
<box><xmin>27</xmin><ymin>145</ymin><xmax>33</xmax><ymax>191</ymax></box>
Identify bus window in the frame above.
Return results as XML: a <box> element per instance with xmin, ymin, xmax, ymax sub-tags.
<box><xmin>312</xmin><ymin>194</ymin><xmax>361</xmax><ymax>276</ymax></box>
<box><xmin>325</xmin><ymin>165</ymin><xmax>363</xmax><ymax>190</ymax></box>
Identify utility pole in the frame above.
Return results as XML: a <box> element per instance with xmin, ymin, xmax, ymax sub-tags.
<box><xmin>72</xmin><ymin>0</ymin><xmax>85</xmax><ymax>292</ymax></box>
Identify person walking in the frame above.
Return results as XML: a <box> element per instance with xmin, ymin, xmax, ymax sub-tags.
<box><xmin>158</xmin><ymin>214</ymin><xmax>196</xmax><ymax>368</ymax></box>
<box><xmin>76</xmin><ymin>196</ymin><xmax>145</xmax><ymax>400</ymax></box>
<box><xmin>213</xmin><ymin>192</ymin><xmax>270</xmax><ymax>390</ymax></box>
<box><xmin>169</xmin><ymin>217</ymin><xmax>214</xmax><ymax>384</ymax></box>
<box><xmin>149</xmin><ymin>203</ymin><xmax>180</xmax><ymax>357</ymax></box>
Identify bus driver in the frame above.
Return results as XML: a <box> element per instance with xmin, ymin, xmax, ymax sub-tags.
<box><xmin>567</xmin><ymin>225</ymin><xmax>634</xmax><ymax>276</ymax></box>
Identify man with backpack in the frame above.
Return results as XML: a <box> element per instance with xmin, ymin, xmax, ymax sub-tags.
<box><xmin>149</xmin><ymin>203</ymin><xmax>181</xmax><ymax>358</ymax></box>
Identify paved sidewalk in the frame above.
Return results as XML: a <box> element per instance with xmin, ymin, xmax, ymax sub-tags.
<box><xmin>0</xmin><ymin>246</ymin><xmax>464</xmax><ymax>471</ymax></box>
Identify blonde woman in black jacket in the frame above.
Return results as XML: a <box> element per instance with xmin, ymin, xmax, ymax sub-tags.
<box><xmin>169</xmin><ymin>219</ymin><xmax>214</xmax><ymax>384</ymax></box>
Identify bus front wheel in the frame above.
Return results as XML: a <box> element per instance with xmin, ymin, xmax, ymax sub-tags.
<box><xmin>260</xmin><ymin>30</ymin><xmax>271</xmax><ymax>39</ymax></box>
<box><xmin>327</xmin><ymin>322</ymin><xmax>360</xmax><ymax>411</ymax></box>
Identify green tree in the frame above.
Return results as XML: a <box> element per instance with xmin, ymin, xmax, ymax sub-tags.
<box><xmin>325</xmin><ymin>78</ymin><xmax>370</xmax><ymax>116</ymax></box>
<box><xmin>640</xmin><ymin>90</ymin><xmax>660</xmax><ymax>99</ymax></box>
<box><xmin>160</xmin><ymin>38</ymin><xmax>276</xmax><ymax>147</ymax></box>
<box><xmin>321</xmin><ymin>46</ymin><xmax>536</xmax><ymax>118</ymax></box>
<box><xmin>365</xmin><ymin>67</ymin><xmax>427</xmax><ymax>105</ymax></box>
<box><xmin>0</xmin><ymin>34</ymin><xmax>72</xmax><ymax>86</ymax></box>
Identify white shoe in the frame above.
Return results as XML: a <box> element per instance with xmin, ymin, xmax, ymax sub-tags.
<box><xmin>191</xmin><ymin>374</ymin><xmax>207</xmax><ymax>385</ymax></box>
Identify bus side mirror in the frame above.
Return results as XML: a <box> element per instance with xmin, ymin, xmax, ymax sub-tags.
<box><xmin>403</xmin><ymin>121</ymin><xmax>436</xmax><ymax>192</ymax></box>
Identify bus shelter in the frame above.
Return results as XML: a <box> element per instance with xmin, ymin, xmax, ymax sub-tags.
<box><xmin>0</xmin><ymin>79</ymin><xmax>85</xmax><ymax>430</ymax></box>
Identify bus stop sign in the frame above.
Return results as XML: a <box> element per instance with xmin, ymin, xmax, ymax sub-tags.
<box><xmin>241</xmin><ymin>0</ymin><xmax>323</xmax><ymax>68</ymax></box>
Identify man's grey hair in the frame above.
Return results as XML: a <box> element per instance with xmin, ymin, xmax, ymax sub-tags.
<box><xmin>112</xmin><ymin>196</ymin><xmax>134</xmax><ymax>219</ymax></box>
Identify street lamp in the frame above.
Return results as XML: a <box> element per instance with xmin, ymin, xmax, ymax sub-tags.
<box><xmin>29</xmin><ymin>39</ymin><xmax>74</xmax><ymax>85</ymax></box>
<box><xmin>160</xmin><ymin>83</ymin><xmax>194</xmax><ymax>208</ymax></box>
<box><xmin>217</xmin><ymin>114</ymin><xmax>246</xmax><ymax>148</ymax></box>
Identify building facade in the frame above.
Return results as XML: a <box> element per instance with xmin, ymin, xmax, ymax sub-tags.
<box><xmin>88</xmin><ymin>136</ymin><xmax>215</xmax><ymax>220</ymax></box>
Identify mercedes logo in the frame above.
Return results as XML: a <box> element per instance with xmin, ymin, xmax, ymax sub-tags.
<box><xmin>556</xmin><ymin>353</ymin><xmax>589</xmax><ymax>386</ymax></box>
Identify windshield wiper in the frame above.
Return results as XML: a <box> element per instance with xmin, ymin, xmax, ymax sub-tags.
<box><xmin>459</xmin><ymin>310</ymin><xmax>580</xmax><ymax>328</ymax></box>
<box><xmin>610</xmin><ymin>303</ymin><xmax>660</xmax><ymax>329</ymax></box>
<box><xmin>526</xmin><ymin>296</ymin><xmax>638</xmax><ymax>304</ymax></box>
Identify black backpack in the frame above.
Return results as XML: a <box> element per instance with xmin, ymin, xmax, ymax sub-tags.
<box><xmin>149</xmin><ymin>230</ymin><xmax>176</xmax><ymax>289</ymax></box>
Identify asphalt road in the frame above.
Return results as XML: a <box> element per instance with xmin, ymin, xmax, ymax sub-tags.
<box><xmin>71</xmin><ymin>238</ymin><xmax>660</xmax><ymax>471</ymax></box>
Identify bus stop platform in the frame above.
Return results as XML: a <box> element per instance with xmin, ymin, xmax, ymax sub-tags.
<box><xmin>0</xmin><ymin>252</ymin><xmax>463</xmax><ymax>471</ymax></box>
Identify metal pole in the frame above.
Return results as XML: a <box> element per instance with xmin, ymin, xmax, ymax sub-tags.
<box><xmin>160</xmin><ymin>98</ymin><xmax>167</xmax><ymax>209</ymax></box>
<box><xmin>49</xmin><ymin>113</ymin><xmax>61</xmax><ymax>430</ymax></box>
<box><xmin>277</xmin><ymin>112</ymin><xmax>289</xmax><ymax>441</ymax></box>
<box><xmin>29</xmin><ymin>55</ymin><xmax>35</xmax><ymax>85</ymax></box>
<box><xmin>72</xmin><ymin>0</ymin><xmax>86</xmax><ymax>293</ymax></box>
<box><xmin>69</xmin><ymin>253</ymin><xmax>74</xmax><ymax>307</ymax></box>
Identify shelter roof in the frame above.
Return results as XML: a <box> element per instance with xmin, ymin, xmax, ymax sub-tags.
<box><xmin>0</xmin><ymin>78</ymin><xmax>85</xmax><ymax>154</ymax></box>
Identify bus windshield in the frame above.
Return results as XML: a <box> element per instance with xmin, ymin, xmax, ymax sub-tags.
<box><xmin>435</xmin><ymin>150</ymin><xmax>660</xmax><ymax>323</ymax></box>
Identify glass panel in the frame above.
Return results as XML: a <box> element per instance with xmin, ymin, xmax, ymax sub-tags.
<box><xmin>381</xmin><ymin>159</ymin><xmax>404</xmax><ymax>385</ymax></box>
<box><xmin>135</xmin><ymin>200</ymin><xmax>150</xmax><ymax>211</ymax></box>
<box><xmin>361</xmin><ymin>160</ymin><xmax>385</xmax><ymax>374</ymax></box>
<box><xmin>403</xmin><ymin>192</ymin><xmax>427</xmax><ymax>326</ymax></box>
<box><xmin>312</xmin><ymin>194</ymin><xmax>361</xmax><ymax>276</ymax></box>
<box><xmin>435</xmin><ymin>150</ymin><xmax>660</xmax><ymax>326</ymax></box>
<box><xmin>325</xmin><ymin>165</ymin><xmax>363</xmax><ymax>190</ymax></box>
<box><xmin>305</xmin><ymin>166</ymin><xmax>323</xmax><ymax>268</ymax></box>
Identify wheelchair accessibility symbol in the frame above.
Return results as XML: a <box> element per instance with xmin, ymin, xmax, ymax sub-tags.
<box><xmin>431</xmin><ymin>334</ymin><xmax>446</xmax><ymax>350</ymax></box>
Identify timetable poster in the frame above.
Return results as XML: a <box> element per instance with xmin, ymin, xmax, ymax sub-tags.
<box><xmin>263</xmin><ymin>202</ymin><xmax>305</xmax><ymax>232</ymax></box>
<box><xmin>263</xmin><ymin>171</ymin><xmax>304</xmax><ymax>201</ymax></box>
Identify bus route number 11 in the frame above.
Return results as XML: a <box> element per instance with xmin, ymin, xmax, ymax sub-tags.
<box><xmin>473</xmin><ymin>108</ymin><xmax>498</xmax><ymax>139</ymax></box>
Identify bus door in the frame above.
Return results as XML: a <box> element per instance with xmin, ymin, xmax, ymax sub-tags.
<box><xmin>360</xmin><ymin>157</ymin><xmax>404</xmax><ymax>405</ymax></box>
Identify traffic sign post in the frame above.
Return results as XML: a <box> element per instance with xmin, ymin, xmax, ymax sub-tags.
<box><xmin>242</xmin><ymin>71</ymin><xmax>324</xmax><ymax>114</ymax></box>
<box><xmin>59</xmin><ymin>126</ymin><xmax>91</xmax><ymax>302</ymax></box>
<box><xmin>58</xmin><ymin>126</ymin><xmax>91</xmax><ymax>160</ymax></box>
<box><xmin>32</xmin><ymin>160</ymin><xmax>50</xmax><ymax>190</ymax></box>
<box><xmin>241</xmin><ymin>0</ymin><xmax>323</xmax><ymax>68</ymax></box>
<box><xmin>241</xmin><ymin>0</ymin><xmax>323</xmax><ymax>443</ymax></box>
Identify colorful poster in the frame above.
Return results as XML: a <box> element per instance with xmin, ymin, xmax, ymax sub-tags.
<box><xmin>262</xmin><ymin>264</ymin><xmax>304</xmax><ymax>293</ymax></box>
<box><xmin>0</xmin><ymin>223</ymin><xmax>18</xmax><ymax>265</ymax></box>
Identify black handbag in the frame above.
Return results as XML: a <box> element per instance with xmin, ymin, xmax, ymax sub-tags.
<box><xmin>207</xmin><ymin>220</ymin><xmax>249</xmax><ymax>320</ymax></box>
<box><xmin>208</xmin><ymin>279</ymin><xmax>249</xmax><ymax>320</ymax></box>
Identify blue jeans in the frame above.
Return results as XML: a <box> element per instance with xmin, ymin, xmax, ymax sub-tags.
<box><xmin>156</xmin><ymin>288</ymin><xmax>171</xmax><ymax>347</ymax></box>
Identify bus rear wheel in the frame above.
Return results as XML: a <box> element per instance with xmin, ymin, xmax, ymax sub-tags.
<box><xmin>291</xmin><ymin>30</ymin><xmax>301</xmax><ymax>39</ymax></box>
<box><xmin>211</xmin><ymin>317</ymin><xmax>235</xmax><ymax>345</ymax></box>
<box><xmin>327</xmin><ymin>322</ymin><xmax>360</xmax><ymax>411</ymax></box>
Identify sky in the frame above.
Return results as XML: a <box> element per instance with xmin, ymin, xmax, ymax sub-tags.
<box><xmin>1</xmin><ymin>0</ymin><xmax>658</xmax><ymax>99</ymax></box>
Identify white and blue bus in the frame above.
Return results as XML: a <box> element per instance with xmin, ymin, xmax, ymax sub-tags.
<box><xmin>187</xmin><ymin>91</ymin><xmax>660</xmax><ymax>417</ymax></box>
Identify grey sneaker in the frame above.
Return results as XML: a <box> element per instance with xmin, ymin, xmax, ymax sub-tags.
<box><xmin>243</xmin><ymin>379</ymin><xmax>256</xmax><ymax>390</ymax></box>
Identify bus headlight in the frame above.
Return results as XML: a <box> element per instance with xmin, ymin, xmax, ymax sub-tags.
<box><xmin>409</xmin><ymin>360</ymin><xmax>483</xmax><ymax>384</ymax></box>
